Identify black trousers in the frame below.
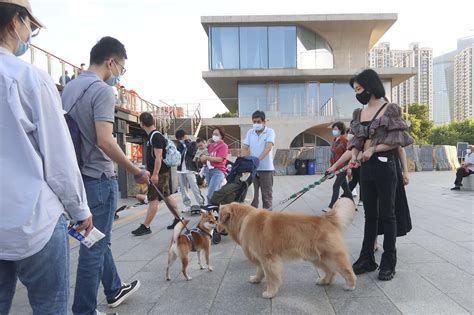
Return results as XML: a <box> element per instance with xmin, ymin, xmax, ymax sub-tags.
<box><xmin>360</xmin><ymin>150</ymin><xmax>398</xmax><ymax>268</ymax></box>
<box><xmin>348</xmin><ymin>167</ymin><xmax>362</xmax><ymax>202</ymax></box>
<box><xmin>454</xmin><ymin>168</ymin><xmax>473</xmax><ymax>186</ymax></box>
<box><xmin>329</xmin><ymin>172</ymin><xmax>353</xmax><ymax>208</ymax></box>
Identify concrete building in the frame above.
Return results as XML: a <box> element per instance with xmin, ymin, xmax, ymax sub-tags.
<box><xmin>454</xmin><ymin>41</ymin><xmax>474</xmax><ymax>120</ymax></box>
<box><xmin>369</xmin><ymin>42</ymin><xmax>433</xmax><ymax>119</ymax></box>
<box><xmin>200</xmin><ymin>14</ymin><xmax>416</xmax><ymax>150</ymax></box>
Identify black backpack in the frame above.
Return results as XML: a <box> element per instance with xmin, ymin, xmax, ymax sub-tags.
<box><xmin>64</xmin><ymin>80</ymin><xmax>101</xmax><ymax>166</ymax></box>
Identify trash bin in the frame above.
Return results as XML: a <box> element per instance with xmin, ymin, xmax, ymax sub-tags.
<box><xmin>307</xmin><ymin>159</ymin><xmax>316</xmax><ymax>175</ymax></box>
<box><xmin>295</xmin><ymin>159</ymin><xmax>307</xmax><ymax>175</ymax></box>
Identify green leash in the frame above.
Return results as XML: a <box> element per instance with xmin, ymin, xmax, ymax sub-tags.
<box><xmin>272</xmin><ymin>163</ymin><xmax>356</xmax><ymax>211</ymax></box>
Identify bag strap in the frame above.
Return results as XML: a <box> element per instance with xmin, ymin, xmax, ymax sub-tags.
<box><xmin>66</xmin><ymin>80</ymin><xmax>101</xmax><ymax>115</ymax></box>
<box><xmin>370</xmin><ymin>103</ymin><xmax>388</xmax><ymax>123</ymax></box>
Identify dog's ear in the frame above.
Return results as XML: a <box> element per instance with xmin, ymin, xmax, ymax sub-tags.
<box><xmin>220</xmin><ymin>207</ymin><xmax>231</xmax><ymax>225</ymax></box>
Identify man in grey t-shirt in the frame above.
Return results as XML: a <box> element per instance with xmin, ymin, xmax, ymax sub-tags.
<box><xmin>62</xmin><ymin>36</ymin><xmax>149</xmax><ymax>314</ymax></box>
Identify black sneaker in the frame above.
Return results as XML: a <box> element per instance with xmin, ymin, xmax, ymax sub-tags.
<box><xmin>352</xmin><ymin>257</ymin><xmax>378</xmax><ymax>275</ymax></box>
<box><xmin>131</xmin><ymin>224</ymin><xmax>151</xmax><ymax>236</ymax></box>
<box><xmin>378</xmin><ymin>267</ymin><xmax>396</xmax><ymax>281</ymax></box>
<box><xmin>107</xmin><ymin>280</ymin><xmax>140</xmax><ymax>308</ymax></box>
<box><xmin>450</xmin><ymin>186</ymin><xmax>461</xmax><ymax>191</ymax></box>
<box><xmin>167</xmin><ymin>217</ymin><xmax>182</xmax><ymax>230</ymax></box>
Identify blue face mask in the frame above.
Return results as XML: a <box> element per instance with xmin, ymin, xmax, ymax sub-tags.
<box><xmin>14</xmin><ymin>19</ymin><xmax>32</xmax><ymax>57</ymax></box>
<box><xmin>105</xmin><ymin>61</ymin><xmax>121</xmax><ymax>86</ymax></box>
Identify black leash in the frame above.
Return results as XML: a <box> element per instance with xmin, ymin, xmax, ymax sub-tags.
<box><xmin>148</xmin><ymin>180</ymin><xmax>190</xmax><ymax>233</ymax></box>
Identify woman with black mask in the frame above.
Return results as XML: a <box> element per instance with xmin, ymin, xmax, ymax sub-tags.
<box><xmin>346</xmin><ymin>69</ymin><xmax>413</xmax><ymax>281</ymax></box>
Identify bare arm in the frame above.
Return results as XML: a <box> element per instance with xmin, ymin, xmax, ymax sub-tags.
<box><xmin>242</xmin><ymin>144</ymin><xmax>250</xmax><ymax>156</ymax></box>
<box><xmin>153</xmin><ymin>148</ymin><xmax>163</xmax><ymax>176</ymax></box>
<box><xmin>95</xmin><ymin>121</ymin><xmax>141</xmax><ymax>176</ymax></box>
<box><xmin>332</xmin><ymin>150</ymin><xmax>352</xmax><ymax>169</ymax></box>
<box><xmin>258</xmin><ymin>142</ymin><xmax>273</xmax><ymax>160</ymax></box>
<box><xmin>398</xmin><ymin>146</ymin><xmax>408</xmax><ymax>173</ymax></box>
<box><xmin>206</xmin><ymin>156</ymin><xmax>224</xmax><ymax>163</ymax></box>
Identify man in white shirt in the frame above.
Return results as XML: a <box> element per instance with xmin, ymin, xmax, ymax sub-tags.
<box><xmin>242</xmin><ymin>110</ymin><xmax>276</xmax><ymax>209</ymax></box>
<box><xmin>0</xmin><ymin>1</ymin><xmax>92</xmax><ymax>314</ymax></box>
<box><xmin>451</xmin><ymin>145</ymin><xmax>474</xmax><ymax>190</ymax></box>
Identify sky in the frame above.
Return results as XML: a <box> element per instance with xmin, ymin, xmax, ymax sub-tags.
<box><xmin>30</xmin><ymin>0</ymin><xmax>473</xmax><ymax>117</ymax></box>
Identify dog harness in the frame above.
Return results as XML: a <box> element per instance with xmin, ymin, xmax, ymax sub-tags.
<box><xmin>183</xmin><ymin>228</ymin><xmax>212</xmax><ymax>252</ymax></box>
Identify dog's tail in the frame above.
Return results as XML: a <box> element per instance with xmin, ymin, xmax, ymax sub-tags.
<box><xmin>172</xmin><ymin>219</ymin><xmax>189</xmax><ymax>243</ymax></box>
<box><xmin>326</xmin><ymin>197</ymin><xmax>356</xmax><ymax>230</ymax></box>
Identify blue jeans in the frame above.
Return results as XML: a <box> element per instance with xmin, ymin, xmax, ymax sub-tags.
<box><xmin>72</xmin><ymin>175</ymin><xmax>122</xmax><ymax>315</ymax></box>
<box><xmin>0</xmin><ymin>215</ymin><xmax>69</xmax><ymax>315</ymax></box>
<box><xmin>207</xmin><ymin>168</ymin><xmax>225</xmax><ymax>203</ymax></box>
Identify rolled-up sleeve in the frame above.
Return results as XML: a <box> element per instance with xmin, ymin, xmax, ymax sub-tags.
<box><xmin>34</xmin><ymin>80</ymin><xmax>91</xmax><ymax>221</ymax></box>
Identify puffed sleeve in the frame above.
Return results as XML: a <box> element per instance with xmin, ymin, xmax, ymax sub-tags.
<box><xmin>347</xmin><ymin>108</ymin><xmax>365</xmax><ymax>151</ymax></box>
<box><xmin>370</xmin><ymin>103</ymin><xmax>414</xmax><ymax>147</ymax></box>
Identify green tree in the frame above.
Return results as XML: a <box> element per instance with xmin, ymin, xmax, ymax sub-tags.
<box><xmin>401</xmin><ymin>103</ymin><xmax>434</xmax><ymax>144</ymax></box>
<box><xmin>429</xmin><ymin>118</ymin><xmax>474</xmax><ymax>145</ymax></box>
<box><xmin>213</xmin><ymin>111</ymin><xmax>238</xmax><ymax>118</ymax></box>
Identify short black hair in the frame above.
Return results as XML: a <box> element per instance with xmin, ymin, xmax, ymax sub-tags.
<box><xmin>349</xmin><ymin>69</ymin><xmax>386</xmax><ymax>99</ymax></box>
<box><xmin>175</xmin><ymin>129</ymin><xmax>186</xmax><ymax>139</ymax></box>
<box><xmin>331</xmin><ymin>121</ymin><xmax>346</xmax><ymax>135</ymax></box>
<box><xmin>0</xmin><ymin>3</ymin><xmax>29</xmax><ymax>37</ymax></box>
<box><xmin>139</xmin><ymin>112</ymin><xmax>155</xmax><ymax>127</ymax></box>
<box><xmin>252</xmin><ymin>110</ymin><xmax>266</xmax><ymax>121</ymax></box>
<box><xmin>196</xmin><ymin>138</ymin><xmax>205</xmax><ymax>144</ymax></box>
<box><xmin>213</xmin><ymin>127</ymin><xmax>225</xmax><ymax>140</ymax></box>
<box><xmin>90</xmin><ymin>36</ymin><xmax>127</xmax><ymax>65</ymax></box>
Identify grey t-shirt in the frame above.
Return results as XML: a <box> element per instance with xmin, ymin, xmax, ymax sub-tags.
<box><xmin>62</xmin><ymin>71</ymin><xmax>116</xmax><ymax>179</ymax></box>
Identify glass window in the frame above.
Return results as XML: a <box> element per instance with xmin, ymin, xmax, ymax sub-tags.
<box><xmin>268</xmin><ymin>26</ymin><xmax>296</xmax><ymax>68</ymax></box>
<box><xmin>306</xmin><ymin>82</ymin><xmax>318</xmax><ymax>116</ymax></box>
<box><xmin>278</xmin><ymin>83</ymin><xmax>305</xmax><ymax>116</ymax></box>
<box><xmin>334</xmin><ymin>83</ymin><xmax>359</xmax><ymax>119</ymax></box>
<box><xmin>239</xmin><ymin>27</ymin><xmax>268</xmax><ymax>69</ymax></box>
<box><xmin>238</xmin><ymin>84</ymin><xmax>268</xmax><ymax>117</ymax></box>
<box><xmin>319</xmin><ymin>83</ymin><xmax>334</xmax><ymax>116</ymax></box>
<box><xmin>210</xmin><ymin>27</ymin><xmax>239</xmax><ymax>70</ymax></box>
<box><xmin>297</xmin><ymin>27</ymin><xmax>333</xmax><ymax>69</ymax></box>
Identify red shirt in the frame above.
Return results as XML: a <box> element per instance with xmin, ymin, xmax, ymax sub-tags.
<box><xmin>330</xmin><ymin>136</ymin><xmax>348</xmax><ymax>166</ymax></box>
<box><xmin>208</xmin><ymin>141</ymin><xmax>228</xmax><ymax>173</ymax></box>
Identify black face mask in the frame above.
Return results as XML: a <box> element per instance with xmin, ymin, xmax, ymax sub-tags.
<box><xmin>356</xmin><ymin>91</ymin><xmax>371</xmax><ymax>105</ymax></box>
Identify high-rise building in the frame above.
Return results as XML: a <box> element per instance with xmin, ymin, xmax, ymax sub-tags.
<box><xmin>433</xmin><ymin>36</ymin><xmax>474</xmax><ymax>123</ymax></box>
<box><xmin>454</xmin><ymin>41</ymin><xmax>474</xmax><ymax>120</ymax></box>
<box><xmin>369</xmin><ymin>42</ymin><xmax>433</xmax><ymax>119</ymax></box>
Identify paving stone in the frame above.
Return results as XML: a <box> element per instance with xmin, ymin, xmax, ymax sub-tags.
<box><xmin>332</xmin><ymin>296</ymin><xmax>401</xmax><ymax>315</ymax></box>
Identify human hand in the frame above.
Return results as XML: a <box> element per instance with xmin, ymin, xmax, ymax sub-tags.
<box><xmin>362</xmin><ymin>147</ymin><xmax>375</xmax><ymax>162</ymax></box>
<box><xmin>326</xmin><ymin>165</ymin><xmax>337</xmax><ymax>175</ymax></box>
<box><xmin>76</xmin><ymin>215</ymin><xmax>93</xmax><ymax>237</ymax></box>
<box><xmin>151</xmin><ymin>173</ymin><xmax>159</xmax><ymax>185</ymax></box>
<box><xmin>403</xmin><ymin>171</ymin><xmax>409</xmax><ymax>185</ymax></box>
<box><xmin>200</xmin><ymin>155</ymin><xmax>208</xmax><ymax>163</ymax></box>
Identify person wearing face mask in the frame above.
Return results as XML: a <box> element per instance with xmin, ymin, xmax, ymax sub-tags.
<box><xmin>62</xmin><ymin>37</ymin><xmax>149</xmax><ymax>314</ymax></box>
<box><xmin>0</xmin><ymin>1</ymin><xmax>93</xmax><ymax>314</ymax></box>
<box><xmin>322</xmin><ymin>121</ymin><xmax>352</xmax><ymax>212</ymax></box>
<box><xmin>174</xmin><ymin>129</ymin><xmax>205</xmax><ymax>213</ymax></box>
<box><xmin>242</xmin><ymin>110</ymin><xmax>276</xmax><ymax>209</ymax></box>
<box><xmin>346</xmin><ymin>69</ymin><xmax>413</xmax><ymax>281</ymax></box>
<box><xmin>200</xmin><ymin>127</ymin><xmax>228</xmax><ymax>203</ymax></box>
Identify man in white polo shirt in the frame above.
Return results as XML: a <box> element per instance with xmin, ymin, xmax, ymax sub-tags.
<box><xmin>242</xmin><ymin>110</ymin><xmax>276</xmax><ymax>209</ymax></box>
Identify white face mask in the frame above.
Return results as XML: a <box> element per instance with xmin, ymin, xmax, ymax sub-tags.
<box><xmin>332</xmin><ymin>129</ymin><xmax>341</xmax><ymax>137</ymax></box>
<box><xmin>212</xmin><ymin>135</ymin><xmax>220</xmax><ymax>142</ymax></box>
<box><xmin>253</xmin><ymin>123</ymin><xmax>264</xmax><ymax>131</ymax></box>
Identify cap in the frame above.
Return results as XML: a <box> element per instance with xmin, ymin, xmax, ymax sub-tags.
<box><xmin>0</xmin><ymin>0</ymin><xmax>45</xmax><ymax>28</ymax></box>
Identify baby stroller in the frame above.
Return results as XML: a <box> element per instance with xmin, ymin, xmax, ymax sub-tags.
<box><xmin>201</xmin><ymin>156</ymin><xmax>260</xmax><ymax>244</ymax></box>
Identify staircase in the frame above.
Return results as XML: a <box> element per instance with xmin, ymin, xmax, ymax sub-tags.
<box><xmin>169</xmin><ymin>103</ymin><xmax>202</xmax><ymax>139</ymax></box>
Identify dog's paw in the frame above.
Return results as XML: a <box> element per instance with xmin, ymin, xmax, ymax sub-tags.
<box><xmin>199</xmin><ymin>265</ymin><xmax>205</xmax><ymax>270</ymax></box>
<box><xmin>343</xmin><ymin>284</ymin><xmax>356</xmax><ymax>291</ymax></box>
<box><xmin>249</xmin><ymin>276</ymin><xmax>262</xmax><ymax>284</ymax></box>
<box><xmin>207</xmin><ymin>266</ymin><xmax>213</xmax><ymax>272</ymax></box>
<box><xmin>262</xmin><ymin>291</ymin><xmax>275</xmax><ymax>299</ymax></box>
<box><xmin>186</xmin><ymin>276</ymin><xmax>193</xmax><ymax>281</ymax></box>
<box><xmin>316</xmin><ymin>277</ymin><xmax>330</xmax><ymax>286</ymax></box>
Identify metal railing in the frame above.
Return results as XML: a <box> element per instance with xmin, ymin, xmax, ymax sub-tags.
<box><xmin>27</xmin><ymin>44</ymin><xmax>174</xmax><ymax>133</ymax></box>
<box><xmin>172</xmin><ymin>103</ymin><xmax>202</xmax><ymax>138</ymax></box>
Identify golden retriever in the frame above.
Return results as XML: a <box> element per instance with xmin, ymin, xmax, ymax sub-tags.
<box><xmin>217</xmin><ymin>198</ymin><xmax>357</xmax><ymax>298</ymax></box>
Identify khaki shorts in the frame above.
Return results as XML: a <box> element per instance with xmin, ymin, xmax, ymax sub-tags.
<box><xmin>147</xmin><ymin>171</ymin><xmax>171</xmax><ymax>201</ymax></box>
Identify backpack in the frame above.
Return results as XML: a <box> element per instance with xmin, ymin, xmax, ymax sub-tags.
<box><xmin>149</xmin><ymin>131</ymin><xmax>181</xmax><ymax>167</ymax></box>
<box><xmin>64</xmin><ymin>80</ymin><xmax>101</xmax><ymax>167</ymax></box>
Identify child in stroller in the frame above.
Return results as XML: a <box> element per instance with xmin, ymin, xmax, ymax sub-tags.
<box><xmin>200</xmin><ymin>156</ymin><xmax>260</xmax><ymax>244</ymax></box>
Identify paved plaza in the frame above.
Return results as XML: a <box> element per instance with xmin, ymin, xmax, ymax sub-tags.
<box><xmin>10</xmin><ymin>171</ymin><xmax>473</xmax><ymax>314</ymax></box>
